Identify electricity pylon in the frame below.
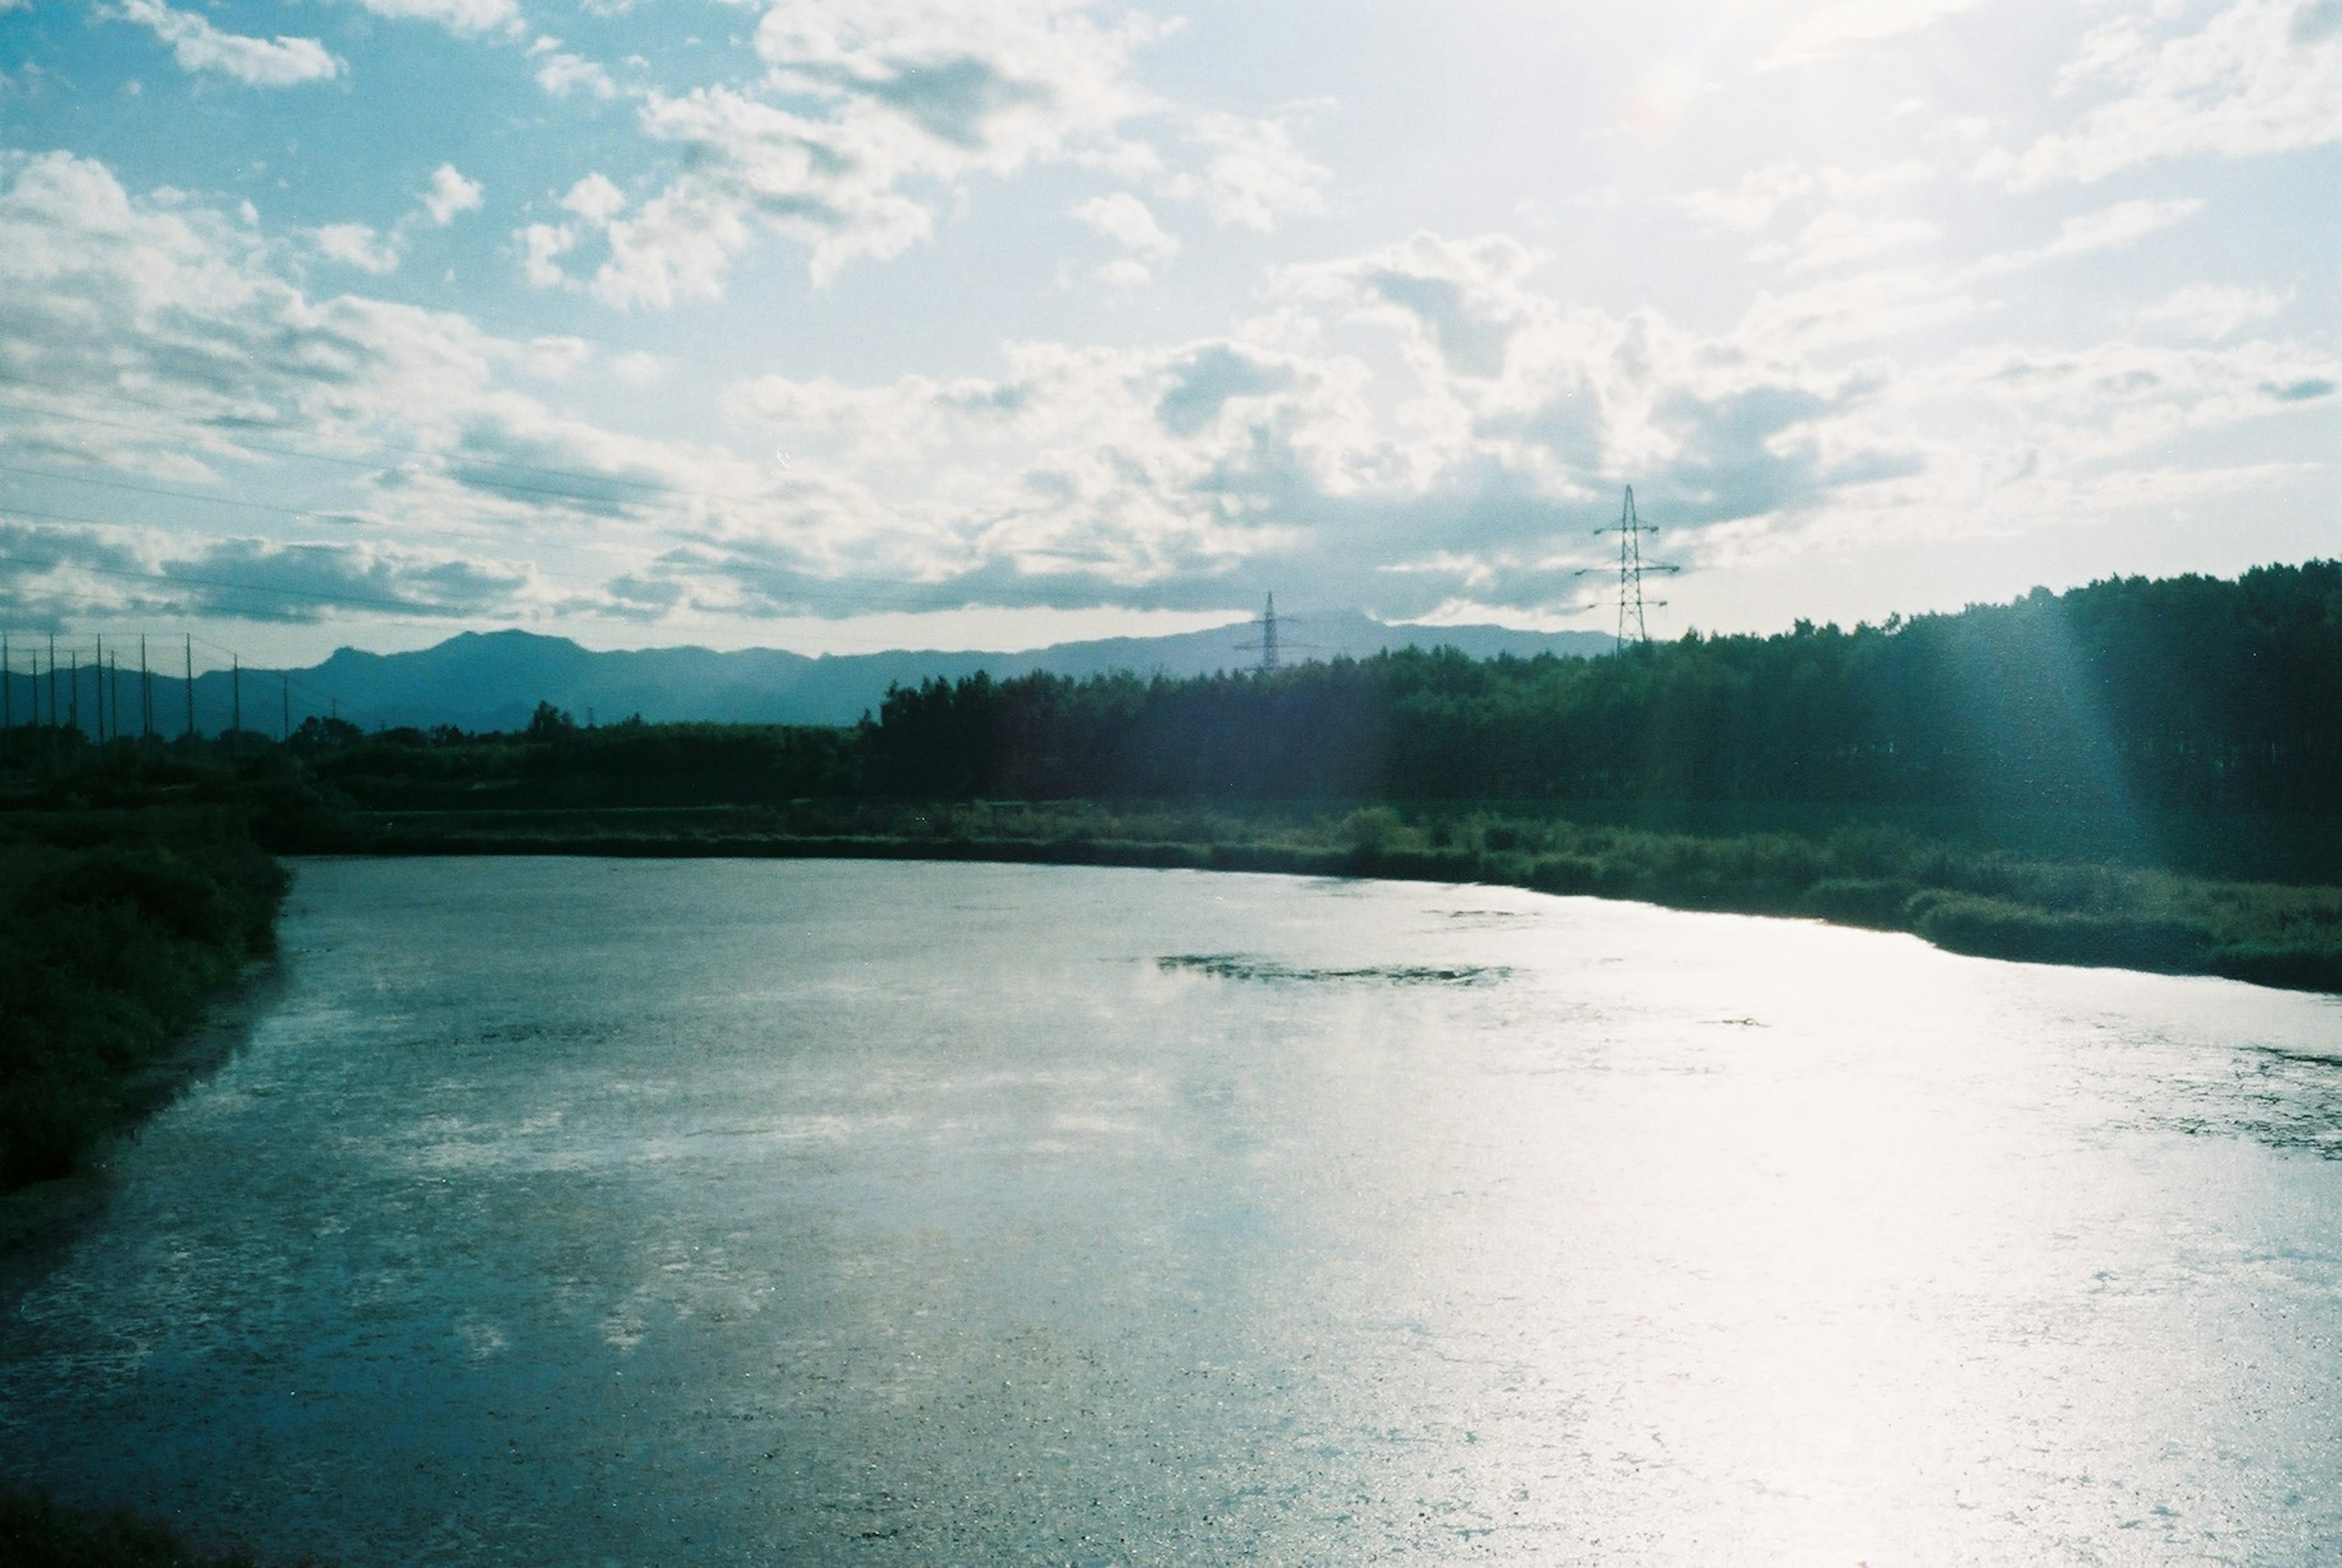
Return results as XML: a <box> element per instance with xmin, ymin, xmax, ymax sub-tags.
<box><xmin>1238</xmin><ymin>592</ymin><xmax>1283</xmax><ymax>671</ymax></box>
<box><xmin>1578</xmin><ymin>485</ymin><xmax>1679</xmax><ymax>651</ymax></box>
<box><xmin>1236</xmin><ymin>592</ymin><xmax>1325</xmax><ymax>675</ymax></box>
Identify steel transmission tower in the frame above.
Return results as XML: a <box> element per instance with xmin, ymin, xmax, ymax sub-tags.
<box><xmin>1236</xmin><ymin>593</ymin><xmax>1284</xmax><ymax>673</ymax></box>
<box><xmin>1580</xmin><ymin>486</ymin><xmax>1678</xmax><ymax>651</ymax></box>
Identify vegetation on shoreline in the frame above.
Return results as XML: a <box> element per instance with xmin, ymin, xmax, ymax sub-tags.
<box><xmin>0</xmin><ymin>803</ymin><xmax>288</xmax><ymax>1189</ymax></box>
<box><xmin>0</xmin><ymin>563</ymin><xmax>2333</xmax><ymax>1176</ymax></box>
<box><xmin>294</xmin><ymin>797</ymin><xmax>2342</xmax><ymax>994</ymax></box>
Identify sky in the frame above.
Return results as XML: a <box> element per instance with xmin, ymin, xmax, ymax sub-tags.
<box><xmin>0</xmin><ymin>0</ymin><xmax>2337</xmax><ymax>667</ymax></box>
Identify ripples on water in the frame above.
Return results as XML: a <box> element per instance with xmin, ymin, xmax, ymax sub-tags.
<box><xmin>4</xmin><ymin>857</ymin><xmax>2341</xmax><ymax>1566</ymax></box>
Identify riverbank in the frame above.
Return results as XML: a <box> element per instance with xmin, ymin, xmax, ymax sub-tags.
<box><xmin>0</xmin><ymin>807</ymin><xmax>288</xmax><ymax>1192</ymax></box>
<box><xmin>289</xmin><ymin>799</ymin><xmax>2342</xmax><ymax>995</ymax></box>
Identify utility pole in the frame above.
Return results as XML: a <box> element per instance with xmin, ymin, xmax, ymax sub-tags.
<box><xmin>93</xmin><ymin>635</ymin><xmax>104</xmax><ymax>743</ymax></box>
<box><xmin>184</xmin><ymin>635</ymin><xmax>195</xmax><ymax>740</ymax></box>
<box><xmin>231</xmin><ymin>654</ymin><xmax>242</xmax><ymax>745</ymax></box>
<box><xmin>2</xmin><ymin>633</ymin><xmax>10</xmax><ymax>763</ymax></box>
<box><xmin>48</xmin><ymin>632</ymin><xmax>57</xmax><ymax>732</ymax></box>
<box><xmin>282</xmin><ymin>672</ymin><xmax>291</xmax><ymax>742</ymax></box>
<box><xmin>141</xmin><ymin>635</ymin><xmax>152</xmax><ymax>740</ymax></box>
<box><xmin>108</xmin><ymin>650</ymin><xmax>119</xmax><ymax>746</ymax></box>
<box><xmin>1580</xmin><ymin>485</ymin><xmax>1679</xmax><ymax>652</ymax></box>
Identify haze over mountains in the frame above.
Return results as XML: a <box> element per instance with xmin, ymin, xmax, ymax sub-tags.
<box><xmin>74</xmin><ymin>612</ymin><xmax>1613</xmax><ymax>735</ymax></box>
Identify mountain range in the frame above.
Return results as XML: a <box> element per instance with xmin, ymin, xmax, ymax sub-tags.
<box><xmin>10</xmin><ymin>612</ymin><xmax>1613</xmax><ymax>736</ymax></box>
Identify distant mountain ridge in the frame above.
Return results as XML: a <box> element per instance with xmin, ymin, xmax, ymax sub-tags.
<box><xmin>202</xmin><ymin>613</ymin><xmax>1614</xmax><ymax>732</ymax></box>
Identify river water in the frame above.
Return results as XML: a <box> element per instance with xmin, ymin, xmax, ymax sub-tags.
<box><xmin>4</xmin><ymin>857</ymin><xmax>2341</xmax><ymax>1566</ymax></box>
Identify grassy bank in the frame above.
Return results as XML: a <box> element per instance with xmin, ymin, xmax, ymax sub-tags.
<box><xmin>0</xmin><ymin>807</ymin><xmax>289</xmax><ymax>1190</ymax></box>
<box><xmin>293</xmin><ymin>798</ymin><xmax>2342</xmax><ymax>995</ymax></box>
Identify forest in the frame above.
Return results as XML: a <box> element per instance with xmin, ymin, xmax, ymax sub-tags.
<box><xmin>859</xmin><ymin>560</ymin><xmax>2342</xmax><ymax>813</ymax></box>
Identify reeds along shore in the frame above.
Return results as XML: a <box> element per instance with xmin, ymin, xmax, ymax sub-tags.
<box><xmin>299</xmin><ymin>797</ymin><xmax>2342</xmax><ymax>997</ymax></box>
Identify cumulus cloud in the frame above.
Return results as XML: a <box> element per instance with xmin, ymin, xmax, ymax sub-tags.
<box><xmin>117</xmin><ymin>0</ymin><xmax>343</xmax><ymax>87</ymax></box>
<box><xmin>421</xmin><ymin>163</ymin><xmax>484</xmax><ymax>224</ymax></box>
<box><xmin>521</xmin><ymin>0</ymin><xmax>1328</xmax><ymax>304</ymax></box>
<box><xmin>516</xmin><ymin>0</ymin><xmax>1170</xmax><ymax>304</ymax></box>
<box><xmin>311</xmin><ymin>165</ymin><xmax>480</xmax><ymax>273</ymax></box>
<box><xmin>533</xmin><ymin>43</ymin><xmax>617</xmax><ymax>101</ymax></box>
<box><xmin>689</xmin><ymin>212</ymin><xmax>2342</xmax><ymax>620</ymax></box>
<box><xmin>0</xmin><ymin>150</ymin><xmax>784</xmax><ymax>625</ymax></box>
<box><xmin>559</xmin><ymin>171</ymin><xmax>626</xmax><ymax>224</ymax></box>
<box><xmin>314</xmin><ymin>221</ymin><xmax>401</xmax><ymax>272</ymax></box>
<box><xmin>0</xmin><ymin>517</ymin><xmax>534</xmax><ymax>624</ymax></box>
<box><xmin>690</xmin><ymin>229</ymin><xmax>1938</xmax><ymax>617</ymax></box>
<box><xmin>1986</xmin><ymin>0</ymin><xmax>2342</xmax><ymax>187</ymax></box>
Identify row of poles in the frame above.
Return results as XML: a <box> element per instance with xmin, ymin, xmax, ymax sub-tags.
<box><xmin>0</xmin><ymin>631</ymin><xmax>319</xmax><ymax>761</ymax></box>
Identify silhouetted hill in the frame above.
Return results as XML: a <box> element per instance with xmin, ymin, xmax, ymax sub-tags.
<box><xmin>64</xmin><ymin>613</ymin><xmax>1610</xmax><ymax>734</ymax></box>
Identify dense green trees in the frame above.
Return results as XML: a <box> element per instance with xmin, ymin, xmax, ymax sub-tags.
<box><xmin>862</xmin><ymin>561</ymin><xmax>2342</xmax><ymax>814</ymax></box>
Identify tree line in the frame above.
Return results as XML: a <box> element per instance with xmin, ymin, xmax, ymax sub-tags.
<box><xmin>859</xmin><ymin>561</ymin><xmax>2342</xmax><ymax>812</ymax></box>
<box><xmin>49</xmin><ymin>559</ymin><xmax>2329</xmax><ymax>820</ymax></box>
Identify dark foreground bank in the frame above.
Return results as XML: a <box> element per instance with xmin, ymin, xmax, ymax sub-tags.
<box><xmin>0</xmin><ymin>1484</ymin><xmax>279</xmax><ymax>1568</ymax></box>
<box><xmin>0</xmin><ymin>806</ymin><xmax>287</xmax><ymax>1191</ymax></box>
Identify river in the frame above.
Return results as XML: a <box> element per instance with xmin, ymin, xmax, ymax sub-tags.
<box><xmin>4</xmin><ymin>857</ymin><xmax>2341</xmax><ymax>1564</ymax></box>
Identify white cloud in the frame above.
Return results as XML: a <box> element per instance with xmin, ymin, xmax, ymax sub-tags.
<box><xmin>421</xmin><ymin>163</ymin><xmax>484</xmax><ymax>225</ymax></box>
<box><xmin>1988</xmin><ymin>0</ymin><xmax>2342</xmax><ymax>186</ymax></box>
<box><xmin>2138</xmin><ymin>282</ymin><xmax>2287</xmax><ymax>339</ymax></box>
<box><xmin>1164</xmin><ymin>110</ymin><xmax>1330</xmax><ymax>231</ymax></box>
<box><xmin>528</xmin><ymin>0</ymin><xmax>1170</xmax><ymax>304</ymax></box>
<box><xmin>1677</xmin><ymin>160</ymin><xmax>1933</xmax><ymax>231</ymax></box>
<box><xmin>342</xmin><ymin>0</ymin><xmax>520</xmax><ymax>38</ymax></box>
<box><xmin>2037</xmin><ymin>197</ymin><xmax>2204</xmax><ymax>257</ymax></box>
<box><xmin>117</xmin><ymin>0</ymin><xmax>343</xmax><ymax>87</ymax></box>
<box><xmin>309</xmin><ymin>166</ymin><xmax>481</xmax><ymax>276</ymax></box>
<box><xmin>1968</xmin><ymin>197</ymin><xmax>2205</xmax><ymax>276</ymax></box>
<box><xmin>315</xmin><ymin>221</ymin><xmax>401</xmax><ymax>272</ymax></box>
<box><xmin>518</xmin><ymin>221</ymin><xmax>578</xmax><ymax>288</ymax></box>
<box><xmin>1072</xmin><ymin>191</ymin><xmax>1176</xmax><ymax>258</ymax></box>
<box><xmin>528</xmin><ymin>1</ymin><xmax>1326</xmax><ymax>304</ymax></box>
<box><xmin>1094</xmin><ymin>256</ymin><xmax>1154</xmax><ymax>286</ymax></box>
<box><xmin>0</xmin><ymin>149</ymin><xmax>785</xmax><ymax>627</ymax></box>
<box><xmin>1761</xmin><ymin>0</ymin><xmax>1982</xmax><ymax>69</ymax></box>
<box><xmin>1759</xmin><ymin>210</ymin><xmax>1941</xmax><ymax>273</ymax></box>
<box><xmin>535</xmin><ymin>49</ymin><xmax>616</xmax><ymax>99</ymax></box>
<box><xmin>691</xmin><ymin>229</ymin><xmax>1949</xmax><ymax>613</ymax></box>
<box><xmin>559</xmin><ymin>171</ymin><xmax>626</xmax><ymax>224</ymax></box>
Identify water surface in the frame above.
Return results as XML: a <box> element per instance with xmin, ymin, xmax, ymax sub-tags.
<box><xmin>5</xmin><ymin>857</ymin><xmax>2341</xmax><ymax>1565</ymax></box>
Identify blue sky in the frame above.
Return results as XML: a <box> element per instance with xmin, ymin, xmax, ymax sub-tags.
<box><xmin>1</xmin><ymin>0</ymin><xmax>2337</xmax><ymax>664</ymax></box>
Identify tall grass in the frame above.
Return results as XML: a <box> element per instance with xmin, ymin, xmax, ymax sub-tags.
<box><xmin>0</xmin><ymin>809</ymin><xmax>289</xmax><ymax>1190</ymax></box>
